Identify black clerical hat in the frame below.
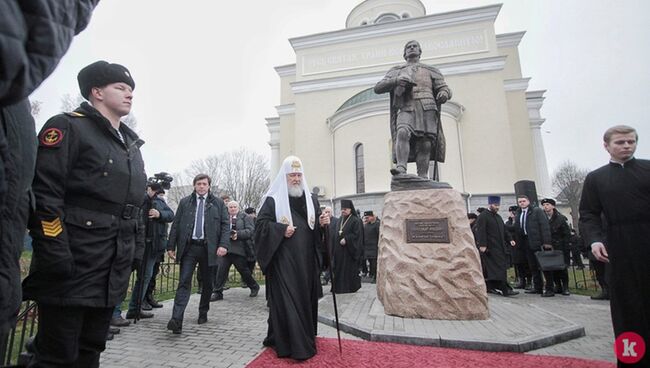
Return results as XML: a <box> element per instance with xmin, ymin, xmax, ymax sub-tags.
<box><xmin>341</xmin><ymin>199</ymin><xmax>354</xmax><ymax>209</ymax></box>
<box><xmin>78</xmin><ymin>60</ymin><xmax>135</xmax><ymax>99</ymax></box>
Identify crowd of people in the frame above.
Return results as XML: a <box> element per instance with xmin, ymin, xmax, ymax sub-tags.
<box><xmin>0</xmin><ymin>2</ymin><xmax>647</xmax><ymax>367</ymax></box>
<box><xmin>469</xmin><ymin>195</ymin><xmax>608</xmax><ymax>300</ymax></box>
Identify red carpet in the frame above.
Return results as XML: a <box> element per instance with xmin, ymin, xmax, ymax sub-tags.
<box><xmin>247</xmin><ymin>337</ymin><xmax>615</xmax><ymax>368</ymax></box>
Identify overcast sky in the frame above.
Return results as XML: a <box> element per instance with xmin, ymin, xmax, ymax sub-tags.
<box><xmin>30</xmin><ymin>0</ymin><xmax>649</xmax><ymax>184</ymax></box>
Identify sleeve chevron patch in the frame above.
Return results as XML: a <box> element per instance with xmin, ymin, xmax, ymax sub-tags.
<box><xmin>41</xmin><ymin>218</ymin><xmax>63</xmax><ymax>237</ymax></box>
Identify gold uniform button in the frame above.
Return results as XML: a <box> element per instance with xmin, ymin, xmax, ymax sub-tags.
<box><xmin>86</xmin><ymin>221</ymin><xmax>93</xmax><ymax>226</ymax></box>
<box><xmin>108</xmin><ymin>159</ymin><xmax>113</xmax><ymax>164</ymax></box>
<box><xmin>103</xmin><ymin>172</ymin><xmax>108</xmax><ymax>176</ymax></box>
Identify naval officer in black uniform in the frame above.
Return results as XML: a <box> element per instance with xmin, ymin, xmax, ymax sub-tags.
<box><xmin>22</xmin><ymin>60</ymin><xmax>147</xmax><ymax>367</ymax></box>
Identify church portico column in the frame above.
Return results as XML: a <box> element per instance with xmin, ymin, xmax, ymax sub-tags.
<box><xmin>526</xmin><ymin>91</ymin><xmax>552</xmax><ymax>198</ymax></box>
<box><xmin>266</xmin><ymin>117</ymin><xmax>281</xmax><ymax>177</ymax></box>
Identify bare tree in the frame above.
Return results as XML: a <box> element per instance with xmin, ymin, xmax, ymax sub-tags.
<box><xmin>552</xmin><ymin>160</ymin><xmax>589</xmax><ymax>231</ymax></box>
<box><xmin>186</xmin><ymin>148</ymin><xmax>270</xmax><ymax>209</ymax></box>
<box><xmin>30</xmin><ymin>100</ymin><xmax>42</xmax><ymax>118</ymax></box>
<box><xmin>60</xmin><ymin>93</ymin><xmax>85</xmax><ymax>112</ymax></box>
<box><xmin>161</xmin><ymin>172</ymin><xmax>191</xmax><ymax>212</ymax></box>
<box><xmin>60</xmin><ymin>93</ymin><xmax>138</xmax><ymax>131</ymax></box>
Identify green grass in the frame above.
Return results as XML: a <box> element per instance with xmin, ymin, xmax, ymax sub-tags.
<box><xmin>506</xmin><ymin>266</ymin><xmax>601</xmax><ymax>297</ymax></box>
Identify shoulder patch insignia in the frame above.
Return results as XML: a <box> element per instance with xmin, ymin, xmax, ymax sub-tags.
<box><xmin>41</xmin><ymin>218</ymin><xmax>63</xmax><ymax>237</ymax></box>
<box><xmin>40</xmin><ymin>128</ymin><xmax>64</xmax><ymax>147</ymax></box>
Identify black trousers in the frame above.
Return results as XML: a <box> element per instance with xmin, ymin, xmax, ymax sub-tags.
<box><xmin>145</xmin><ymin>258</ymin><xmax>162</xmax><ymax>297</ymax></box>
<box><xmin>522</xmin><ymin>237</ymin><xmax>554</xmax><ymax>291</ymax></box>
<box><xmin>29</xmin><ymin>304</ymin><xmax>113</xmax><ymax>368</ymax></box>
<box><xmin>171</xmin><ymin>243</ymin><xmax>212</xmax><ymax>322</ymax></box>
<box><xmin>367</xmin><ymin>258</ymin><xmax>377</xmax><ymax>278</ymax></box>
<box><xmin>213</xmin><ymin>253</ymin><xmax>259</xmax><ymax>293</ymax></box>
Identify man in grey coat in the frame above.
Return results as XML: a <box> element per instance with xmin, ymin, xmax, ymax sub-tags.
<box><xmin>166</xmin><ymin>174</ymin><xmax>230</xmax><ymax>333</ymax></box>
<box><xmin>211</xmin><ymin>201</ymin><xmax>260</xmax><ymax>301</ymax></box>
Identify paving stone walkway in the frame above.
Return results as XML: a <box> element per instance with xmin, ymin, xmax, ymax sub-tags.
<box><xmin>101</xmin><ymin>284</ymin><xmax>615</xmax><ymax>367</ymax></box>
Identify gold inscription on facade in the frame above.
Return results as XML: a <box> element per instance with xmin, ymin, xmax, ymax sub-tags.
<box><xmin>301</xmin><ymin>29</ymin><xmax>488</xmax><ymax>76</ymax></box>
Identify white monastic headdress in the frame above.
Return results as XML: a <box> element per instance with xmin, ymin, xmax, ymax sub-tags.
<box><xmin>260</xmin><ymin>156</ymin><xmax>316</xmax><ymax>229</ymax></box>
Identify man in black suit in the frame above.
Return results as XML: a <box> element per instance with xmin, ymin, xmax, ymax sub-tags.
<box><xmin>514</xmin><ymin>195</ymin><xmax>554</xmax><ymax>296</ymax></box>
<box><xmin>166</xmin><ymin>174</ymin><xmax>230</xmax><ymax>333</ymax></box>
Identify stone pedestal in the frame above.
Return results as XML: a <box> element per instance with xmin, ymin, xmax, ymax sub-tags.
<box><xmin>376</xmin><ymin>188</ymin><xmax>489</xmax><ymax>320</ymax></box>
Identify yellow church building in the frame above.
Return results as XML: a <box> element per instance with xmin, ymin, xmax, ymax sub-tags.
<box><xmin>266</xmin><ymin>0</ymin><xmax>551</xmax><ymax>213</ymax></box>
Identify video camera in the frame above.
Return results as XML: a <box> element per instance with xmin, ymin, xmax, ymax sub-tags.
<box><xmin>147</xmin><ymin>172</ymin><xmax>173</xmax><ymax>192</ymax></box>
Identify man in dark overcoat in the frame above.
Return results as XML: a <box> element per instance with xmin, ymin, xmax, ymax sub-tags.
<box><xmin>580</xmin><ymin>125</ymin><xmax>649</xmax><ymax>367</ymax></box>
<box><xmin>22</xmin><ymin>60</ymin><xmax>146</xmax><ymax>366</ymax></box>
<box><xmin>363</xmin><ymin>211</ymin><xmax>380</xmax><ymax>283</ymax></box>
<box><xmin>211</xmin><ymin>201</ymin><xmax>260</xmax><ymax>301</ymax></box>
<box><xmin>166</xmin><ymin>174</ymin><xmax>230</xmax><ymax>333</ymax></box>
<box><xmin>514</xmin><ymin>195</ymin><xmax>553</xmax><ymax>296</ymax></box>
<box><xmin>541</xmin><ymin>198</ymin><xmax>571</xmax><ymax>295</ymax></box>
<box><xmin>0</xmin><ymin>0</ymin><xmax>99</xmax><ymax>345</ymax></box>
<box><xmin>474</xmin><ymin>196</ymin><xmax>517</xmax><ymax>296</ymax></box>
<box><xmin>505</xmin><ymin>205</ymin><xmax>530</xmax><ymax>289</ymax></box>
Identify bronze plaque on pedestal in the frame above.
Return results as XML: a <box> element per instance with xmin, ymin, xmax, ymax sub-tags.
<box><xmin>405</xmin><ymin>218</ymin><xmax>449</xmax><ymax>243</ymax></box>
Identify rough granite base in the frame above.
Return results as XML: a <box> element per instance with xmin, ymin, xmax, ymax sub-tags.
<box><xmin>376</xmin><ymin>188</ymin><xmax>489</xmax><ymax>320</ymax></box>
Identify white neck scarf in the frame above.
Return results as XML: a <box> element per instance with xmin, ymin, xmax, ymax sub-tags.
<box><xmin>259</xmin><ymin>156</ymin><xmax>316</xmax><ymax>229</ymax></box>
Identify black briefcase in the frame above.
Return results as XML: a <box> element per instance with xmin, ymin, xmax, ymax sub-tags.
<box><xmin>534</xmin><ymin>250</ymin><xmax>566</xmax><ymax>271</ymax></box>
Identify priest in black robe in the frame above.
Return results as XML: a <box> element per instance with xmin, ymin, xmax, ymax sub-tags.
<box><xmin>254</xmin><ymin>156</ymin><xmax>328</xmax><ymax>361</ymax></box>
<box><xmin>474</xmin><ymin>196</ymin><xmax>518</xmax><ymax>296</ymax></box>
<box><xmin>330</xmin><ymin>199</ymin><xmax>362</xmax><ymax>294</ymax></box>
<box><xmin>579</xmin><ymin>125</ymin><xmax>649</xmax><ymax>367</ymax></box>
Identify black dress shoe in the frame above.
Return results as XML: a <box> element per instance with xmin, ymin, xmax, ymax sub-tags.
<box><xmin>108</xmin><ymin>326</ymin><xmax>120</xmax><ymax>334</ymax></box>
<box><xmin>167</xmin><ymin>319</ymin><xmax>182</xmax><ymax>334</ymax></box>
<box><xmin>503</xmin><ymin>290</ymin><xmax>519</xmax><ymax>297</ymax></box>
<box><xmin>210</xmin><ymin>292</ymin><xmax>223</xmax><ymax>301</ymax></box>
<box><xmin>110</xmin><ymin>316</ymin><xmax>131</xmax><ymax>327</ymax></box>
<box><xmin>591</xmin><ymin>290</ymin><xmax>610</xmax><ymax>300</ymax></box>
<box><xmin>126</xmin><ymin>310</ymin><xmax>154</xmax><ymax>319</ymax></box>
<box><xmin>197</xmin><ymin>314</ymin><xmax>208</xmax><ymax>325</ymax></box>
<box><xmin>525</xmin><ymin>289</ymin><xmax>542</xmax><ymax>294</ymax></box>
<box><xmin>542</xmin><ymin>290</ymin><xmax>555</xmax><ymax>297</ymax></box>
<box><xmin>141</xmin><ymin>301</ymin><xmax>153</xmax><ymax>311</ymax></box>
<box><xmin>562</xmin><ymin>289</ymin><xmax>571</xmax><ymax>296</ymax></box>
<box><xmin>250</xmin><ymin>286</ymin><xmax>260</xmax><ymax>297</ymax></box>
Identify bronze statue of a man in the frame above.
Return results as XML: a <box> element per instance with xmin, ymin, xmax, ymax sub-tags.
<box><xmin>374</xmin><ymin>40</ymin><xmax>452</xmax><ymax>179</ymax></box>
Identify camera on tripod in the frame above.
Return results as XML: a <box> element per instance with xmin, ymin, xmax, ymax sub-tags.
<box><xmin>147</xmin><ymin>172</ymin><xmax>173</xmax><ymax>192</ymax></box>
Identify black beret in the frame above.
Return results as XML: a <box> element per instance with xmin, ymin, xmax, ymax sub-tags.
<box><xmin>78</xmin><ymin>61</ymin><xmax>135</xmax><ymax>99</ymax></box>
<box><xmin>508</xmin><ymin>205</ymin><xmax>519</xmax><ymax>212</ymax></box>
<box><xmin>540</xmin><ymin>198</ymin><xmax>556</xmax><ymax>206</ymax></box>
<box><xmin>244</xmin><ymin>207</ymin><xmax>256</xmax><ymax>215</ymax></box>
<box><xmin>467</xmin><ymin>213</ymin><xmax>478</xmax><ymax>220</ymax></box>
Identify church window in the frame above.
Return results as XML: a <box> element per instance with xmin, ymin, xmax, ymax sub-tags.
<box><xmin>354</xmin><ymin>143</ymin><xmax>365</xmax><ymax>194</ymax></box>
